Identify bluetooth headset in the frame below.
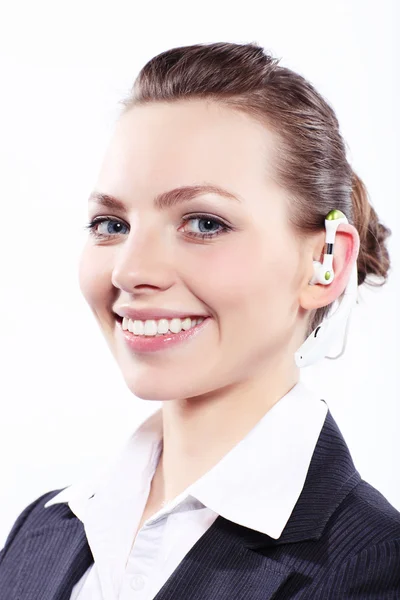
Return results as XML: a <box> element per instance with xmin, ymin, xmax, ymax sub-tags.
<box><xmin>294</xmin><ymin>209</ymin><xmax>358</xmax><ymax>368</ymax></box>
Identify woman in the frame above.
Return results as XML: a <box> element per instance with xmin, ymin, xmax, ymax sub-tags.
<box><xmin>1</xmin><ymin>41</ymin><xmax>399</xmax><ymax>599</ymax></box>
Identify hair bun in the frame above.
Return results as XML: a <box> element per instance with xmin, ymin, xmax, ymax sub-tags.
<box><xmin>351</xmin><ymin>171</ymin><xmax>392</xmax><ymax>286</ymax></box>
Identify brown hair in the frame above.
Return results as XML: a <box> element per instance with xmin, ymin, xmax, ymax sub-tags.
<box><xmin>120</xmin><ymin>42</ymin><xmax>392</xmax><ymax>339</ymax></box>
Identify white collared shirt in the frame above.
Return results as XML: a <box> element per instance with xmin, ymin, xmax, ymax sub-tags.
<box><xmin>44</xmin><ymin>380</ymin><xmax>328</xmax><ymax>600</ymax></box>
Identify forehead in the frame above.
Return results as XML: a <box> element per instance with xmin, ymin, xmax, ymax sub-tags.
<box><xmin>95</xmin><ymin>100</ymin><xmax>280</xmax><ymax>202</ymax></box>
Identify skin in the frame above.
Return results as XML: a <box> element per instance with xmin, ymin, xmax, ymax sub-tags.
<box><xmin>78</xmin><ymin>99</ymin><xmax>360</xmax><ymax>514</ymax></box>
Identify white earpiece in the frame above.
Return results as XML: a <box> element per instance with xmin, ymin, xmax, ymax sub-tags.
<box><xmin>294</xmin><ymin>209</ymin><xmax>358</xmax><ymax>368</ymax></box>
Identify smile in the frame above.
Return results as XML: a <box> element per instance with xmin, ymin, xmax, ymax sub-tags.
<box><xmin>116</xmin><ymin>315</ymin><xmax>211</xmax><ymax>353</ymax></box>
<box><xmin>121</xmin><ymin>316</ymin><xmax>205</xmax><ymax>337</ymax></box>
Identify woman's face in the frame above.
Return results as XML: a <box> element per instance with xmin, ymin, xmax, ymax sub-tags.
<box><xmin>79</xmin><ymin>100</ymin><xmax>311</xmax><ymax>401</ymax></box>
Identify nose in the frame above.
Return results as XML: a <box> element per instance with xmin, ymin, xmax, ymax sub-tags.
<box><xmin>110</xmin><ymin>225</ymin><xmax>174</xmax><ymax>294</ymax></box>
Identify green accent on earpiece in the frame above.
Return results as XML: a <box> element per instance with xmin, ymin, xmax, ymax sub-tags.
<box><xmin>326</xmin><ymin>209</ymin><xmax>346</xmax><ymax>221</ymax></box>
<box><xmin>325</xmin><ymin>271</ymin><xmax>331</xmax><ymax>281</ymax></box>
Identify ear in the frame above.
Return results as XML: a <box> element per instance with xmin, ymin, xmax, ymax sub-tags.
<box><xmin>299</xmin><ymin>223</ymin><xmax>360</xmax><ymax>311</ymax></box>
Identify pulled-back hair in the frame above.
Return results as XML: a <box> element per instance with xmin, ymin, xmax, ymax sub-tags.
<box><xmin>120</xmin><ymin>41</ymin><xmax>392</xmax><ymax>339</ymax></box>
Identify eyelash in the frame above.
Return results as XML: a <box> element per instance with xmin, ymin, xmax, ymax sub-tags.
<box><xmin>83</xmin><ymin>214</ymin><xmax>231</xmax><ymax>241</ymax></box>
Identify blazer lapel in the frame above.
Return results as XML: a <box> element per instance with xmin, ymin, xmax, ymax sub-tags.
<box><xmin>152</xmin><ymin>515</ymin><xmax>295</xmax><ymax>600</ymax></box>
<box><xmin>15</xmin><ymin>409</ymin><xmax>361</xmax><ymax>600</ymax></box>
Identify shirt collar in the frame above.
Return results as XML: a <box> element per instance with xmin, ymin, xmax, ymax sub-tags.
<box><xmin>45</xmin><ymin>380</ymin><xmax>327</xmax><ymax>539</ymax></box>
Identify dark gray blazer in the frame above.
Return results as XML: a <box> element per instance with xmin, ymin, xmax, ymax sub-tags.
<box><xmin>1</xmin><ymin>409</ymin><xmax>400</xmax><ymax>599</ymax></box>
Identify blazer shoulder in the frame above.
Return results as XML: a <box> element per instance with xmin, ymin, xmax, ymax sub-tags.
<box><xmin>348</xmin><ymin>478</ymin><xmax>400</xmax><ymax>532</ymax></box>
<box><xmin>300</xmin><ymin>480</ymin><xmax>400</xmax><ymax>597</ymax></box>
<box><xmin>313</xmin><ymin>410</ymin><xmax>400</xmax><ymax>544</ymax></box>
<box><xmin>0</xmin><ymin>487</ymin><xmax>67</xmax><ymax>566</ymax></box>
<box><xmin>309</xmin><ymin>534</ymin><xmax>400</xmax><ymax>598</ymax></box>
<box><xmin>324</xmin><ymin>476</ymin><xmax>400</xmax><ymax>556</ymax></box>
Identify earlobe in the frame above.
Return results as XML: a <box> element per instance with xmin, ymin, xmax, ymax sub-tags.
<box><xmin>299</xmin><ymin>276</ymin><xmax>329</xmax><ymax>311</ymax></box>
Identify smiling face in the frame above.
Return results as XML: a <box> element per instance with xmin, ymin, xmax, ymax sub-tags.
<box><xmin>78</xmin><ymin>99</ymin><xmax>311</xmax><ymax>402</ymax></box>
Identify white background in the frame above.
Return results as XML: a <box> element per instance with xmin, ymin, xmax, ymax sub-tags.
<box><xmin>0</xmin><ymin>0</ymin><xmax>399</xmax><ymax>547</ymax></box>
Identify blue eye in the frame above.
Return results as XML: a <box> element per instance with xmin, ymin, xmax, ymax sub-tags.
<box><xmin>84</xmin><ymin>214</ymin><xmax>231</xmax><ymax>241</ymax></box>
<box><xmin>180</xmin><ymin>214</ymin><xmax>230</xmax><ymax>239</ymax></box>
<box><xmin>84</xmin><ymin>218</ymin><xmax>129</xmax><ymax>238</ymax></box>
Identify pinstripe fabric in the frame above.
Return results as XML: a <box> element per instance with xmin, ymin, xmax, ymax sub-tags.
<box><xmin>1</xmin><ymin>410</ymin><xmax>400</xmax><ymax>599</ymax></box>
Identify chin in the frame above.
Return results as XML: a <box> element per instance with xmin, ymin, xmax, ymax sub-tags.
<box><xmin>120</xmin><ymin>367</ymin><xmax>212</xmax><ymax>403</ymax></box>
<box><xmin>123</xmin><ymin>378</ymin><xmax>176</xmax><ymax>402</ymax></box>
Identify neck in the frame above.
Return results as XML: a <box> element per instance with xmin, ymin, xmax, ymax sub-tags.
<box><xmin>155</xmin><ymin>361</ymin><xmax>299</xmax><ymax>505</ymax></box>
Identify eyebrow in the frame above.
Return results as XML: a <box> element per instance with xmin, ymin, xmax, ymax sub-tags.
<box><xmin>88</xmin><ymin>183</ymin><xmax>243</xmax><ymax>212</ymax></box>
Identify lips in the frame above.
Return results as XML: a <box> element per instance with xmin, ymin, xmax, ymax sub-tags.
<box><xmin>117</xmin><ymin>315</ymin><xmax>211</xmax><ymax>353</ymax></box>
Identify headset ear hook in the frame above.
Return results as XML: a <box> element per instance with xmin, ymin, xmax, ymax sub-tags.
<box><xmin>295</xmin><ymin>209</ymin><xmax>358</xmax><ymax>368</ymax></box>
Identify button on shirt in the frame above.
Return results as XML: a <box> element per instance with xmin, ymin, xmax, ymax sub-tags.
<box><xmin>44</xmin><ymin>380</ymin><xmax>328</xmax><ymax>600</ymax></box>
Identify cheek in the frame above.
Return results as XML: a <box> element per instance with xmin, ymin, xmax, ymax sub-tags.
<box><xmin>198</xmin><ymin>235</ymin><xmax>300</xmax><ymax>349</ymax></box>
<box><xmin>200</xmin><ymin>238</ymin><xmax>288</xmax><ymax>312</ymax></box>
<box><xmin>78</xmin><ymin>244</ymin><xmax>112</xmax><ymax>310</ymax></box>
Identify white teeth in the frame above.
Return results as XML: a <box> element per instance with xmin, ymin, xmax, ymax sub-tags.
<box><xmin>181</xmin><ymin>317</ymin><xmax>195</xmax><ymax>330</ymax></box>
<box><xmin>121</xmin><ymin>316</ymin><xmax>205</xmax><ymax>336</ymax></box>
<box><xmin>144</xmin><ymin>320</ymin><xmax>157</xmax><ymax>336</ymax></box>
<box><xmin>157</xmin><ymin>318</ymin><xmax>169</xmax><ymax>334</ymax></box>
<box><xmin>132</xmin><ymin>320</ymin><xmax>144</xmax><ymax>335</ymax></box>
<box><xmin>169</xmin><ymin>318</ymin><xmax>182</xmax><ymax>334</ymax></box>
